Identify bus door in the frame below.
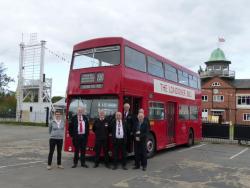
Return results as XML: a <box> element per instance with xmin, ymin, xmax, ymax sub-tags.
<box><xmin>166</xmin><ymin>102</ymin><xmax>176</xmax><ymax>144</ymax></box>
<box><xmin>123</xmin><ymin>96</ymin><xmax>142</xmax><ymax>153</ymax></box>
<box><xmin>123</xmin><ymin>96</ymin><xmax>142</xmax><ymax>115</ymax></box>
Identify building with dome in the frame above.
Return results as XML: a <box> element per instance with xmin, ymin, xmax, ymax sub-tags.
<box><xmin>199</xmin><ymin>48</ymin><xmax>250</xmax><ymax>125</ymax></box>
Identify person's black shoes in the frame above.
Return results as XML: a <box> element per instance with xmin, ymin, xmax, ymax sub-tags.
<box><xmin>81</xmin><ymin>164</ymin><xmax>89</xmax><ymax>168</ymax></box>
<box><xmin>122</xmin><ymin>166</ymin><xmax>128</xmax><ymax>170</ymax></box>
<box><xmin>105</xmin><ymin>164</ymin><xmax>110</xmax><ymax>169</ymax></box>
<box><xmin>142</xmin><ymin>167</ymin><xmax>147</xmax><ymax>171</ymax></box>
<box><xmin>72</xmin><ymin>164</ymin><xmax>77</xmax><ymax>168</ymax></box>
<box><xmin>112</xmin><ymin>166</ymin><xmax>117</xmax><ymax>170</ymax></box>
<box><xmin>93</xmin><ymin>163</ymin><xmax>99</xmax><ymax>168</ymax></box>
<box><xmin>133</xmin><ymin>166</ymin><xmax>140</xmax><ymax>170</ymax></box>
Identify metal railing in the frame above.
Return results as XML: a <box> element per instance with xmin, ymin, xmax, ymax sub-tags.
<box><xmin>200</xmin><ymin>70</ymin><xmax>235</xmax><ymax>78</ymax></box>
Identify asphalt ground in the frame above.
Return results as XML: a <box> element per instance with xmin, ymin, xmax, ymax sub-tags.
<box><xmin>0</xmin><ymin>124</ymin><xmax>250</xmax><ymax>188</ymax></box>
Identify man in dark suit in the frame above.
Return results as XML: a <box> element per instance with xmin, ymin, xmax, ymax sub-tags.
<box><xmin>133</xmin><ymin>112</ymin><xmax>149</xmax><ymax>171</ymax></box>
<box><xmin>123</xmin><ymin>103</ymin><xmax>134</xmax><ymax>153</ymax></box>
<box><xmin>92</xmin><ymin>110</ymin><xmax>110</xmax><ymax>168</ymax></box>
<box><xmin>69</xmin><ymin>107</ymin><xmax>89</xmax><ymax>168</ymax></box>
<box><xmin>111</xmin><ymin>112</ymin><xmax>128</xmax><ymax>170</ymax></box>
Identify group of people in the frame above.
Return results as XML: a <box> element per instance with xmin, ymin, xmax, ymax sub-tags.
<box><xmin>47</xmin><ymin>103</ymin><xmax>150</xmax><ymax>171</ymax></box>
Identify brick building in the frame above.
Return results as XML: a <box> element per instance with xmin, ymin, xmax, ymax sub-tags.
<box><xmin>199</xmin><ymin>48</ymin><xmax>250</xmax><ymax>125</ymax></box>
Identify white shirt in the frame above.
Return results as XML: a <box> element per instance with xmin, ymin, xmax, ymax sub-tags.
<box><xmin>115</xmin><ymin>120</ymin><xmax>124</xmax><ymax>139</ymax></box>
<box><xmin>124</xmin><ymin>111</ymin><xmax>128</xmax><ymax>118</ymax></box>
<box><xmin>78</xmin><ymin>116</ymin><xmax>85</xmax><ymax>134</ymax></box>
<box><xmin>55</xmin><ymin>119</ymin><xmax>61</xmax><ymax>129</ymax></box>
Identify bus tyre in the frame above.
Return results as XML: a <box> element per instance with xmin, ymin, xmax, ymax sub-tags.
<box><xmin>146</xmin><ymin>133</ymin><xmax>155</xmax><ymax>158</ymax></box>
<box><xmin>187</xmin><ymin>129</ymin><xmax>194</xmax><ymax>147</ymax></box>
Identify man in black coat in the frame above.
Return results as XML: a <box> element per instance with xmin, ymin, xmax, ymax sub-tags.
<box><xmin>69</xmin><ymin>107</ymin><xmax>89</xmax><ymax>168</ymax></box>
<box><xmin>111</xmin><ymin>112</ymin><xmax>128</xmax><ymax>170</ymax></box>
<box><xmin>92</xmin><ymin>110</ymin><xmax>110</xmax><ymax>168</ymax></box>
<box><xmin>133</xmin><ymin>112</ymin><xmax>150</xmax><ymax>171</ymax></box>
<box><xmin>123</xmin><ymin>103</ymin><xmax>134</xmax><ymax>153</ymax></box>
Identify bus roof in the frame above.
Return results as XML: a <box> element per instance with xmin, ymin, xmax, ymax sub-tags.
<box><xmin>73</xmin><ymin>37</ymin><xmax>199</xmax><ymax>77</ymax></box>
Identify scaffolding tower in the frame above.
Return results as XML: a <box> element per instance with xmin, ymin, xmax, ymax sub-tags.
<box><xmin>16</xmin><ymin>34</ymin><xmax>52</xmax><ymax>122</ymax></box>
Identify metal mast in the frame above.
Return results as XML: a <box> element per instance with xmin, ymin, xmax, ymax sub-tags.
<box><xmin>16</xmin><ymin>34</ymin><xmax>52</xmax><ymax>122</ymax></box>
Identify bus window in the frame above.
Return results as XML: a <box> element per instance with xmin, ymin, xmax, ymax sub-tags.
<box><xmin>189</xmin><ymin>106</ymin><xmax>198</xmax><ymax>120</ymax></box>
<box><xmin>68</xmin><ymin>97</ymin><xmax>118</xmax><ymax>120</ymax></box>
<box><xmin>179</xmin><ymin>105</ymin><xmax>189</xmax><ymax>120</ymax></box>
<box><xmin>73</xmin><ymin>45</ymin><xmax>120</xmax><ymax>69</ymax></box>
<box><xmin>149</xmin><ymin>102</ymin><xmax>165</xmax><ymax>120</ymax></box>
<box><xmin>178</xmin><ymin>70</ymin><xmax>189</xmax><ymax>86</ymax></box>
<box><xmin>189</xmin><ymin>75</ymin><xmax>198</xmax><ymax>88</ymax></box>
<box><xmin>125</xmin><ymin>46</ymin><xmax>146</xmax><ymax>72</ymax></box>
<box><xmin>147</xmin><ymin>56</ymin><xmax>164</xmax><ymax>78</ymax></box>
<box><xmin>165</xmin><ymin>64</ymin><xmax>178</xmax><ymax>82</ymax></box>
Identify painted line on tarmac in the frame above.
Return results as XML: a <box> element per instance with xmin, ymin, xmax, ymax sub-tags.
<box><xmin>230</xmin><ymin>148</ymin><xmax>248</xmax><ymax>159</ymax></box>
<box><xmin>0</xmin><ymin>161</ymin><xmax>44</xmax><ymax>169</ymax></box>
<box><xmin>178</xmin><ymin>143</ymin><xmax>206</xmax><ymax>153</ymax></box>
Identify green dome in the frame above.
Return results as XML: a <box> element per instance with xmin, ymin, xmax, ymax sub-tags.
<box><xmin>208</xmin><ymin>48</ymin><xmax>227</xmax><ymax>61</ymax></box>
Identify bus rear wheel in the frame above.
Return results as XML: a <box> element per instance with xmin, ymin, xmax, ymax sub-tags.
<box><xmin>187</xmin><ymin>129</ymin><xmax>194</xmax><ymax>147</ymax></box>
<box><xmin>146</xmin><ymin>133</ymin><xmax>156</xmax><ymax>158</ymax></box>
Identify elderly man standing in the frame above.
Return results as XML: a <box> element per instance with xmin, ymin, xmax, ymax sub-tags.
<box><xmin>69</xmin><ymin>107</ymin><xmax>89</xmax><ymax>168</ymax></box>
<box><xmin>93</xmin><ymin>110</ymin><xmax>110</xmax><ymax>168</ymax></box>
<box><xmin>111</xmin><ymin>112</ymin><xmax>128</xmax><ymax>170</ymax></box>
<box><xmin>133</xmin><ymin>112</ymin><xmax>149</xmax><ymax>171</ymax></box>
<box><xmin>123</xmin><ymin>103</ymin><xmax>134</xmax><ymax>153</ymax></box>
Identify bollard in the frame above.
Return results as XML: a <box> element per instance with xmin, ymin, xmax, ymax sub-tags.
<box><xmin>229</xmin><ymin>121</ymin><xmax>234</xmax><ymax>141</ymax></box>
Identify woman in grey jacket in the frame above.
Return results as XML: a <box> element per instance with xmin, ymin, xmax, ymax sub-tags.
<box><xmin>47</xmin><ymin>111</ymin><xmax>65</xmax><ymax>170</ymax></box>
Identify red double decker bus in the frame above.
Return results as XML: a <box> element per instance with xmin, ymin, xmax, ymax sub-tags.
<box><xmin>64</xmin><ymin>37</ymin><xmax>202</xmax><ymax>157</ymax></box>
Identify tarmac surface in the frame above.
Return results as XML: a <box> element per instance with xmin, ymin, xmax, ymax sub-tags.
<box><xmin>0</xmin><ymin>124</ymin><xmax>250</xmax><ymax>188</ymax></box>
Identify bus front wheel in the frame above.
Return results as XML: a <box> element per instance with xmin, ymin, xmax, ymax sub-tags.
<box><xmin>146</xmin><ymin>133</ymin><xmax>156</xmax><ymax>158</ymax></box>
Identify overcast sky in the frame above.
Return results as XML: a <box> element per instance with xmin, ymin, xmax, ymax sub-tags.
<box><xmin>1</xmin><ymin>0</ymin><xmax>250</xmax><ymax>96</ymax></box>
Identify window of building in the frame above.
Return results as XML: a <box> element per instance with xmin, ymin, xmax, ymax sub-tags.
<box><xmin>237</xmin><ymin>96</ymin><xmax>250</xmax><ymax>105</ymax></box>
<box><xmin>243</xmin><ymin>113</ymin><xmax>250</xmax><ymax>121</ymax></box>
<box><xmin>165</xmin><ymin>64</ymin><xmax>178</xmax><ymax>82</ymax></box>
<box><xmin>178</xmin><ymin>70</ymin><xmax>189</xmax><ymax>86</ymax></box>
<box><xmin>202</xmin><ymin>109</ymin><xmax>208</xmax><ymax>113</ymax></box>
<box><xmin>125</xmin><ymin>46</ymin><xmax>146</xmax><ymax>72</ymax></box>
<box><xmin>149</xmin><ymin>102</ymin><xmax>165</xmax><ymax>120</ymax></box>
<box><xmin>190</xmin><ymin>106</ymin><xmax>198</xmax><ymax>120</ymax></box>
<box><xmin>147</xmin><ymin>56</ymin><xmax>164</xmax><ymax>78</ymax></box>
<box><xmin>211</xmin><ymin>82</ymin><xmax>221</xmax><ymax>87</ymax></box>
<box><xmin>202</xmin><ymin>95</ymin><xmax>208</xmax><ymax>102</ymax></box>
<box><xmin>213</xmin><ymin>95</ymin><xmax>224</xmax><ymax>102</ymax></box>
<box><xmin>213</xmin><ymin>65</ymin><xmax>221</xmax><ymax>70</ymax></box>
<box><xmin>179</xmin><ymin>105</ymin><xmax>189</xmax><ymax>120</ymax></box>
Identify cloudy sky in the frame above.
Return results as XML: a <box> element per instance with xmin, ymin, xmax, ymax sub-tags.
<box><xmin>1</xmin><ymin>0</ymin><xmax>250</xmax><ymax>96</ymax></box>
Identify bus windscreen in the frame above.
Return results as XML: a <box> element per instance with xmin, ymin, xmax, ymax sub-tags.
<box><xmin>72</xmin><ymin>45</ymin><xmax>120</xmax><ymax>69</ymax></box>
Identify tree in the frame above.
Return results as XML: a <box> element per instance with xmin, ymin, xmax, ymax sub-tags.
<box><xmin>0</xmin><ymin>62</ymin><xmax>14</xmax><ymax>93</ymax></box>
<box><xmin>52</xmin><ymin>96</ymin><xmax>63</xmax><ymax>103</ymax></box>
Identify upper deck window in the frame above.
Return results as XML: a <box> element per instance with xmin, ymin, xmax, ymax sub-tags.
<box><xmin>189</xmin><ymin>74</ymin><xmax>198</xmax><ymax>88</ymax></box>
<box><xmin>165</xmin><ymin>64</ymin><xmax>178</xmax><ymax>82</ymax></box>
<box><xmin>125</xmin><ymin>46</ymin><xmax>146</xmax><ymax>72</ymax></box>
<box><xmin>72</xmin><ymin>45</ymin><xmax>120</xmax><ymax>69</ymax></box>
<box><xmin>147</xmin><ymin>56</ymin><xmax>164</xmax><ymax>78</ymax></box>
<box><xmin>178</xmin><ymin>70</ymin><xmax>189</xmax><ymax>86</ymax></box>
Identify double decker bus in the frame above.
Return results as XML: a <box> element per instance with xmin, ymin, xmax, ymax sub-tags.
<box><xmin>64</xmin><ymin>37</ymin><xmax>202</xmax><ymax>157</ymax></box>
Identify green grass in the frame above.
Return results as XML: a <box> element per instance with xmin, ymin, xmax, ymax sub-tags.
<box><xmin>0</xmin><ymin>120</ymin><xmax>47</xmax><ymax>127</ymax></box>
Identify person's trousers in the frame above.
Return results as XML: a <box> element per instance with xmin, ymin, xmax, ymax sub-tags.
<box><xmin>134</xmin><ymin>141</ymin><xmax>147</xmax><ymax>168</ymax></box>
<box><xmin>48</xmin><ymin>138</ymin><xmax>63</xmax><ymax>166</ymax></box>
<box><xmin>73</xmin><ymin>135</ymin><xmax>87</xmax><ymax>165</ymax></box>
<box><xmin>94</xmin><ymin>139</ymin><xmax>109</xmax><ymax>165</ymax></box>
<box><xmin>113</xmin><ymin>138</ymin><xmax>127</xmax><ymax>167</ymax></box>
